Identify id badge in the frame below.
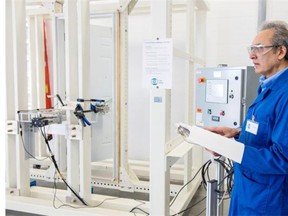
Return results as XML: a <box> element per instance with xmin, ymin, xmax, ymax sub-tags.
<box><xmin>245</xmin><ymin>120</ymin><xmax>259</xmax><ymax>135</ymax></box>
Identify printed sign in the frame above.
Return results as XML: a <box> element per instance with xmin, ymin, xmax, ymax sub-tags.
<box><xmin>143</xmin><ymin>39</ymin><xmax>173</xmax><ymax>89</ymax></box>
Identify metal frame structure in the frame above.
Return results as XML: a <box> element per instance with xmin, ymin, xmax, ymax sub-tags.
<box><xmin>5</xmin><ymin>0</ymin><xmax>208</xmax><ymax>215</ymax></box>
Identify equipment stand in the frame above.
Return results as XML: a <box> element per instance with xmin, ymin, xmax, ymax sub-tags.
<box><xmin>216</xmin><ymin>157</ymin><xmax>225</xmax><ymax>216</ymax></box>
<box><xmin>206</xmin><ymin>179</ymin><xmax>217</xmax><ymax>216</ymax></box>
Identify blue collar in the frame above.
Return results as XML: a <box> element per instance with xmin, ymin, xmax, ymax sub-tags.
<box><xmin>259</xmin><ymin>67</ymin><xmax>288</xmax><ymax>92</ymax></box>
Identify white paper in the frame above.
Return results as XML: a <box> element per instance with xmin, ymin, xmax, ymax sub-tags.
<box><xmin>177</xmin><ymin>123</ymin><xmax>244</xmax><ymax>163</ymax></box>
<box><xmin>142</xmin><ymin>39</ymin><xmax>173</xmax><ymax>89</ymax></box>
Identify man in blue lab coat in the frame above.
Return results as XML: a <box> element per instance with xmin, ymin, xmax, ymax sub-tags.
<box><xmin>208</xmin><ymin>21</ymin><xmax>288</xmax><ymax>215</ymax></box>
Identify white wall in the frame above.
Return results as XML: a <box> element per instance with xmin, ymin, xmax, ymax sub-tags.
<box><xmin>206</xmin><ymin>0</ymin><xmax>288</xmax><ymax>67</ymax></box>
<box><xmin>205</xmin><ymin>0</ymin><xmax>258</xmax><ymax>67</ymax></box>
<box><xmin>267</xmin><ymin>0</ymin><xmax>288</xmax><ymax>21</ymax></box>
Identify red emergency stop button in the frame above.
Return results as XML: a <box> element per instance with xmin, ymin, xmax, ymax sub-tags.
<box><xmin>197</xmin><ymin>77</ymin><xmax>206</xmax><ymax>83</ymax></box>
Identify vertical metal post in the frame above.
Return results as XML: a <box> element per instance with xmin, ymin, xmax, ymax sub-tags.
<box><xmin>185</xmin><ymin>0</ymin><xmax>195</xmax><ymax>125</ymax></box>
<box><xmin>258</xmin><ymin>0</ymin><xmax>267</xmax><ymax>27</ymax></box>
<box><xmin>112</xmin><ymin>11</ymin><xmax>119</xmax><ymax>182</ymax></box>
<box><xmin>119</xmin><ymin>1</ymin><xmax>129</xmax><ymax>175</ymax></box>
<box><xmin>6</xmin><ymin>0</ymin><xmax>17</xmax><ymax>190</ymax></box>
<box><xmin>206</xmin><ymin>179</ymin><xmax>218</xmax><ymax>216</ymax></box>
<box><xmin>184</xmin><ymin>148</ymin><xmax>193</xmax><ymax>190</ymax></box>
<box><xmin>11</xmin><ymin>0</ymin><xmax>30</xmax><ymax>196</ymax></box>
<box><xmin>51</xmin><ymin>15</ymin><xmax>67</xmax><ymax>172</ymax></box>
<box><xmin>34</xmin><ymin>16</ymin><xmax>47</xmax><ymax>158</ymax></box>
<box><xmin>217</xmin><ymin>158</ymin><xmax>225</xmax><ymax>216</ymax></box>
<box><xmin>34</xmin><ymin>16</ymin><xmax>45</xmax><ymax>109</ymax></box>
<box><xmin>149</xmin><ymin>1</ymin><xmax>172</xmax><ymax>215</ymax></box>
<box><xmin>77</xmin><ymin>0</ymin><xmax>91</xmax><ymax>204</ymax></box>
<box><xmin>183</xmin><ymin>0</ymin><xmax>196</xmax><ymax>191</ymax></box>
<box><xmin>64</xmin><ymin>0</ymin><xmax>80</xmax><ymax>199</ymax></box>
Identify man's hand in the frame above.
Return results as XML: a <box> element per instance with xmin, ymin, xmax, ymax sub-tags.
<box><xmin>205</xmin><ymin>127</ymin><xmax>241</xmax><ymax>138</ymax></box>
<box><xmin>204</xmin><ymin>127</ymin><xmax>241</xmax><ymax>156</ymax></box>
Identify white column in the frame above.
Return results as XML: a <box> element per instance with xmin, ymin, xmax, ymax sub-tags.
<box><xmin>64</xmin><ymin>0</ymin><xmax>80</xmax><ymax>198</ymax></box>
<box><xmin>35</xmin><ymin>16</ymin><xmax>45</xmax><ymax>109</ymax></box>
<box><xmin>183</xmin><ymin>0</ymin><xmax>196</xmax><ymax>191</ymax></box>
<box><xmin>51</xmin><ymin>15</ymin><xmax>67</xmax><ymax>172</ymax></box>
<box><xmin>5</xmin><ymin>0</ymin><xmax>17</xmax><ymax>190</ymax></box>
<box><xmin>77</xmin><ymin>0</ymin><xmax>91</xmax><ymax>203</ymax></box>
<box><xmin>119</xmin><ymin>5</ymin><xmax>129</xmax><ymax>174</ymax></box>
<box><xmin>11</xmin><ymin>0</ymin><xmax>30</xmax><ymax>196</ymax></box>
<box><xmin>28</xmin><ymin>16</ymin><xmax>36</xmax><ymax>109</ymax></box>
<box><xmin>149</xmin><ymin>1</ymin><xmax>172</xmax><ymax>215</ymax></box>
<box><xmin>33</xmin><ymin>15</ymin><xmax>48</xmax><ymax>157</ymax></box>
<box><xmin>113</xmin><ymin>11</ymin><xmax>120</xmax><ymax>181</ymax></box>
<box><xmin>185</xmin><ymin>0</ymin><xmax>195</xmax><ymax>125</ymax></box>
<box><xmin>149</xmin><ymin>90</ymin><xmax>171</xmax><ymax>216</ymax></box>
<box><xmin>258</xmin><ymin>0</ymin><xmax>267</xmax><ymax>27</ymax></box>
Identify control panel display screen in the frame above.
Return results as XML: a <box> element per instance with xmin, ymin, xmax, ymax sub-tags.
<box><xmin>206</xmin><ymin>79</ymin><xmax>228</xmax><ymax>104</ymax></box>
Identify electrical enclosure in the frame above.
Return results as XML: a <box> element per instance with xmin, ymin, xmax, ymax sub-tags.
<box><xmin>195</xmin><ymin>66</ymin><xmax>259</xmax><ymax>128</ymax></box>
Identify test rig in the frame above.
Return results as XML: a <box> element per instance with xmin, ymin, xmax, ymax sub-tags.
<box><xmin>5</xmin><ymin>0</ymin><xmax>209</xmax><ymax>216</ymax></box>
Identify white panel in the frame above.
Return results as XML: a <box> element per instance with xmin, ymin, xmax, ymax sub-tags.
<box><xmin>90</xmin><ymin>24</ymin><xmax>114</xmax><ymax>161</ymax></box>
<box><xmin>127</xmin><ymin>14</ymin><xmax>151</xmax><ymax>161</ymax></box>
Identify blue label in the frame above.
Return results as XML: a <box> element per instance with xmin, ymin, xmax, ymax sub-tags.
<box><xmin>154</xmin><ymin>97</ymin><xmax>162</xmax><ymax>103</ymax></box>
<box><xmin>151</xmin><ymin>78</ymin><xmax>158</xmax><ymax>85</ymax></box>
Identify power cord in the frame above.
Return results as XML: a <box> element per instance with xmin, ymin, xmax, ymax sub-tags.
<box><xmin>170</xmin><ymin>157</ymin><xmax>234</xmax><ymax>215</ymax></box>
<box><xmin>39</xmin><ymin>127</ymin><xmax>88</xmax><ymax>206</ymax></box>
<box><xmin>19</xmin><ymin>114</ymin><xmax>123</xmax><ymax>210</ymax></box>
<box><xmin>170</xmin><ymin>159</ymin><xmax>211</xmax><ymax>207</ymax></box>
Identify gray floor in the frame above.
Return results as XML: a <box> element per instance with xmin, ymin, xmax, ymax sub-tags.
<box><xmin>6</xmin><ymin>184</ymin><xmax>230</xmax><ymax>216</ymax></box>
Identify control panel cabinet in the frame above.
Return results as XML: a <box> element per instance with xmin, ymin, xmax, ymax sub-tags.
<box><xmin>195</xmin><ymin>66</ymin><xmax>259</xmax><ymax>128</ymax></box>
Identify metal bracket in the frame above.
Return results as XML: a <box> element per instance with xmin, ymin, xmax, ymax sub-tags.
<box><xmin>67</xmin><ymin>125</ymin><xmax>82</xmax><ymax>140</ymax></box>
<box><xmin>166</xmin><ymin>140</ymin><xmax>193</xmax><ymax>169</ymax></box>
<box><xmin>119</xmin><ymin>167</ymin><xmax>138</xmax><ymax>192</ymax></box>
<box><xmin>128</xmin><ymin>0</ymin><xmax>138</xmax><ymax>15</ymax></box>
<box><xmin>6</xmin><ymin>120</ymin><xmax>18</xmax><ymax>135</ymax></box>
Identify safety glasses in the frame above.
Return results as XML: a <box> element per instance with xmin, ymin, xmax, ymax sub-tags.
<box><xmin>247</xmin><ymin>44</ymin><xmax>280</xmax><ymax>55</ymax></box>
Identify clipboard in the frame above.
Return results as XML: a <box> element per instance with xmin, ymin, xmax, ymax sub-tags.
<box><xmin>177</xmin><ymin>123</ymin><xmax>244</xmax><ymax>163</ymax></box>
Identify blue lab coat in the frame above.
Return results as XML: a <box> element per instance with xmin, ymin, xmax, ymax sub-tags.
<box><xmin>229</xmin><ymin>68</ymin><xmax>288</xmax><ymax>216</ymax></box>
